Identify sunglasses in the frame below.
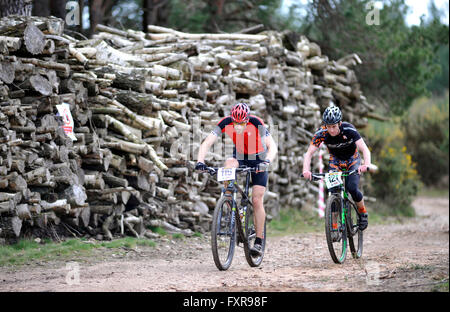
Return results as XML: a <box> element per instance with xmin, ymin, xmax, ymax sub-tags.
<box><xmin>233</xmin><ymin>122</ymin><xmax>248</xmax><ymax>126</ymax></box>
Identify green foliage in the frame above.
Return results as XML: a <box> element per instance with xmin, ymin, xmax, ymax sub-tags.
<box><xmin>166</xmin><ymin>0</ymin><xmax>209</xmax><ymax>33</ymax></box>
<box><xmin>401</xmin><ymin>93</ymin><xmax>449</xmax><ymax>186</ymax></box>
<box><xmin>362</xmin><ymin>119</ymin><xmax>421</xmax><ymax>216</ymax></box>
<box><xmin>298</xmin><ymin>0</ymin><xmax>449</xmax><ymax>114</ymax></box>
<box><xmin>105</xmin><ymin>0</ymin><xmax>142</xmax><ymax>30</ymax></box>
<box><xmin>166</xmin><ymin>0</ymin><xmax>284</xmax><ymax>33</ymax></box>
<box><xmin>427</xmin><ymin>44</ymin><xmax>449</xmax><ymax>95</ymax></box>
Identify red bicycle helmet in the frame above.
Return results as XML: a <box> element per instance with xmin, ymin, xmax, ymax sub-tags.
<box><xmin>230</xmin><ymin>102</ymin><xmax>250</xmax><ymax>123</ymax></box>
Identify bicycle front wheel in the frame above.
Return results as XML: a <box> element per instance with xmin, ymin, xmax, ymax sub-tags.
<box><xmin>325</xmin><ymin>194</ymin><xmax>347</xmax><ymax>264</ymax></box>
<box><xmin>346</xmin><ymin>200</ymin><xmax>363</xmax><ymax>259</ymax></box>
<box><xmin>243</xmin><ymin>205</ymin><xmax>266</xmax><ymax>267</ymax></box>
<box><xmin>211</xmin><ymin>197</ymin><xmax>236</xmax><ymax>271</ymax></box>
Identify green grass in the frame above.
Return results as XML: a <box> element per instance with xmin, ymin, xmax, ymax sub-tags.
<box><xmin>267</xmin><ymin>207</ymin><xmax>323</xmax><ymax>236</ymax></box>
<box><xmin>267</xmin><ymin>202</ymin><xmax>401</xmax><ymax>237</ymax></box>
<box><xmin>0</xmin><ymin>237</ymin><xmax>156</xmax><ymax>267</ymax></box>
<box><xmin>171</xmin><ymin>233</ymin><xmax>184</xmax><ymax>240</ymax></box>
<box><xmin>418</xmin><ymin>186</ymin><xmax>449</xmax><ymax>198</ymax></box>
<box><xmin>147</xmin><ymin>226</ymin><xmax>167</xmax><ymax>236</ymax></box>
<box><xmin>432</xmin><ymin>280</ymin><xmax>449</xmax><ymax>292</ymax></box>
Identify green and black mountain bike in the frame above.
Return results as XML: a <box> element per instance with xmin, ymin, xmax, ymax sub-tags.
<box><xmin>302</xmin><ymin>166</ymin><xmax>377</xmax><ymax>264</ymax></box>
<box><xmin>199</xmin><ymin>165</ymin><xmax>266</xmax><ymax>271</ymax></box>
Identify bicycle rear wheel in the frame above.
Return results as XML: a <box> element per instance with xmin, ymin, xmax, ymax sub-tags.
<box><xmin>346</xmin><ymin>200</ymin><xmax>363</xmax><ymax>259</ymax></box>
<box><xmin>325</xmin><ymin>194</ymin><xmax>347</xmax><ymax>264</ymax></box>
<box><xmin>243</xmin><ymin>205</ymin><xmax>266</xmax><ymax>267</ymax></box>
<box><xmin>211</xmin><ymin>197</ymin><xmax>236</xmax><ymax>271</ymax></box>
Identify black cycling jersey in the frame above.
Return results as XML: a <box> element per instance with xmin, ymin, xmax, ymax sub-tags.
<box><xmin>310</xmin><ymin>122</ymin><xmax>362</xmax><ymax>160</ymax></box>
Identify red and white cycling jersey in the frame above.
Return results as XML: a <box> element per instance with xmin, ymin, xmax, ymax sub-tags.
<box><xmin>212</xmin><ymin>115</ymin><xmax>270</xmax><ymax>158</ymax></box>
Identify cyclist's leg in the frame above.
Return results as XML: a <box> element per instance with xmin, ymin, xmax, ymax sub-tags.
<box><xmin>346</xmin><ymin>154</ymin><xmax>366</xmax><ymax>213</ymax></box>
<box><xmin>346</xmin><ymin>154</ymin><xmax>368</xmax><ymax>230</ymax></box>
<box><xmin>252</xmin><ymin>185</ymin><xmax>266</xmax><ymax>240</ymax></box>
<box><xmin>243</xmin><ymin>157</ymin><xmax>268</xmax><ymax>254</ymax></box>
<box><xmin>250</xmin><ymin>170</ymin><xmax>267</xmax><ymax>255</ymax></box>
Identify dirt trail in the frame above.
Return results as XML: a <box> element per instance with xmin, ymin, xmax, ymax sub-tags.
<box><xmin>0</xmin><ymin>196</ymin><xmax>448</xmax><ymax>292</ymax></box>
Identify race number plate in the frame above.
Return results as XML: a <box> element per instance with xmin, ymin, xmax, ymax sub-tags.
<box><xmin>217</xmin><ymin>167</ymin><xmax>236</xmax><ymax>182</ymax></box>
<box><xmin>325</xmin><ymin>172</ymin><xmax>343</xmax><ymax>189</ymax></box>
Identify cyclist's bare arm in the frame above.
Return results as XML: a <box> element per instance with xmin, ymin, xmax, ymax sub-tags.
<box><xmin>197</xmin><ymin>133</ymin><xmax>218</xmax><ymax>163</ymax></box>
<box><xmin>355</xmin><ymin>138</ymin><xmax>371</xmax><ymax>166</ymax></box>
<box><xmin>264</xmin><ymin>134</ymin><xmax>278</xmax><ymax>163</ymax></box>
<box><xmin>302</xmin><ymin>143</ymin><xmax>319</xmax><ymax>173</ymax></box>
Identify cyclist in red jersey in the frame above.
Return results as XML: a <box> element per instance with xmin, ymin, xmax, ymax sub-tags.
<box><xmin>196</xmin><ymin>102</ymin><xmax>278</xmax><ymax>256</ymax></box>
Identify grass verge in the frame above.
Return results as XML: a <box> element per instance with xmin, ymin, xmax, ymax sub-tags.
<box><xmin>418</xmin><ymin>186</ymin><xmax>449</xmax><ymax>198</ymax></box>
<box><xmin>267</xmin><ymin>207</ymin><xmax>323</xmax><ymax>236</ymax></box>
<box><xmin>0</xmin><ymin>237</ymin><xmax>156</xmax><ymax>267</ymax></box>
<box><xmin>267</xmin><ymin>202</ymin><xmax>402</xmax><ymax>237</ymax></box>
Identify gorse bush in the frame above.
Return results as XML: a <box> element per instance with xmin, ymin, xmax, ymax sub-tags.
<box><xmin>372</xmin><ymin>145</ymin><xmax>420</xmax><ymax>216</ymax></box>
<box><xmin>401</xmin><ymin>93</ymin><xmax>449</xmax><ymax>187</ymax></box>
<box><xmin>362</xmin><ymin>119</ymin><xmax>421</xmax><ymax>216</ymax></box>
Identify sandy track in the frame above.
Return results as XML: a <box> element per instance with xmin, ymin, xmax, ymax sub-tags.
<box><xmin>0</xmin><ymin>196</ymin><xmax>448</xmax><ymax>292</ymax></box>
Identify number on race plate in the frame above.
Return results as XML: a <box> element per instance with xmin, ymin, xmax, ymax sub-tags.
<box><xmin>324</xmin><ymin>172</ymin><xmax>343</xmax><ymax>189</ymax></box>
<box><xmin>217</xmin><ymin>167</ymin><xmax>236</xmax><ymax>182</ymax></box>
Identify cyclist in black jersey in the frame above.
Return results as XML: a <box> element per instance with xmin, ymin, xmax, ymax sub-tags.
<box><xmin>302</xmin><ymin>105</ymin><xmax>371</xmax><ymax>230</ymax></box>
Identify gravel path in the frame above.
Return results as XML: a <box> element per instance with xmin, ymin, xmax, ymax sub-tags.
<box><xmin>0</xmin><ymin>196</ymin><xmax>448</xmax><ymax>292</ymax></box>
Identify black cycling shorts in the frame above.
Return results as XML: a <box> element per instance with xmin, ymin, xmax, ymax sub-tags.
<box><xmin>329</xmin><ymin>151</ymin><xmax>363</xmax><ymax>202</ymax></box>
<box><xmin>232</xmin><ymin>150</ymin><xmax>268</xmax><ymax>187</ymax></box>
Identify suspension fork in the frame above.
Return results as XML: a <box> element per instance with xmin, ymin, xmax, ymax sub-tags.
<box><xmin>232</xmin><ymin>172</ymin><xmax>251</xmax><ymax>233</ymax></box>
<box><xmin>220</xmin><ymin>181</ymin><xmax>238</xmax><ymax>234</ymax></box>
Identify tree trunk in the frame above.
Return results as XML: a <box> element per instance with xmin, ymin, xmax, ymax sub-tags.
<box><xmin>32</xmin><ymin>0</ymin><xmax>49</xmax><ymax>16</ymax></box>
<box><xmin>78</xmin><ymin>0</ymin><xmax>84</xmax><ymax>34</ymax></box>
<box><xmin>143</xmin><ymin>0</ymin><xmax>169</xmax><ymax>33</ymax></box>
<box><xmin>50</xmin><ymin>0</ymin><xmax>66</xmax><ymax>19</ymax></box>
<box><xmin>0</xmin><ymin>0</ymin><xmax>32</xmax><ymax>17</ymax></box>
<box><xmin>88</xmin><ymin>0</ymin><xmax>103</xmax><ymax>38</ymax></box>
<box><xmin>205</xmin><ymin>0</ymin><xmax>224</xmax><ymax>33</ymax></box>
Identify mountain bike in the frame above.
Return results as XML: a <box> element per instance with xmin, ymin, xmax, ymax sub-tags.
<box><xmin>199</xmin><ymin>165</ymin><xmax>266</xmax><ymax>271</ymax></box>
<box><xmin>302</xmin><ymin>166</ymin><xmax>376</xmax><ymax>264</ymax></box>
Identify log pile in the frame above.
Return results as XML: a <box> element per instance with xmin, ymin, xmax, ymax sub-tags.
<box><xmin>0</xmin><ymin>16</ymin><xmax>374</xmax><ymax>241</ymax></box>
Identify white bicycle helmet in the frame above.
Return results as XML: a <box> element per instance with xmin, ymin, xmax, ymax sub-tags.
<box><xmin>323</xmin><ymin>106</ymin><xmax>342</xmax><ymax>125</ymax></box>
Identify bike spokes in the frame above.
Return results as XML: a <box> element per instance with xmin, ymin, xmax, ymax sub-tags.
<box><xmin>243</xmin><ymin>206</ymin><xmax>266</xmax><ymax>267</ymax></box>
<box><xmin>325</xmin><ymin>195</ymin><xmax>347</xmax><ymax>264</ymax></box>
<box><xmin>347</xmin><ymin>201</ymin><xmax>363</xmax><ymax>259</ymax></box>
<box><xmin>211</xmin><ymin>198</ymin><xmax>235</xmax><ymax>270</ymax></box>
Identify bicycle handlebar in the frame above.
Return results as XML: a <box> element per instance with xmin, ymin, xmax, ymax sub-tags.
<box><xmin>301</xmin><ymin>164</ymin><xmax>378</xmax><ymax>181</ymax></box>
<box><xmin>301</xmin><ymin>169</ymin><xmax>359</xmax><ymax>181</ymax></box>
<box><xmin>200</xmin><ymin>166</ymin><xmax>261</xmax><ymax>176</ymax></box>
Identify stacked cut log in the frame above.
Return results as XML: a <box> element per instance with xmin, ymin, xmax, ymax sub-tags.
<box><xmin>0</xmin><ymin>16</ymin><xmax>374</xmax><ymax>241</ymax></box>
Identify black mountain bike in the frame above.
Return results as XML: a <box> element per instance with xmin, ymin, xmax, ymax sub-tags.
<box><xmin>302</xmin><ymin>168</ymin><xmax>373</xmax><ymax>264</ymax></box>
<box><xmin>200</xmin><ymin>166</ymin><xmax>266</xmax><ymax>271</ymax></box>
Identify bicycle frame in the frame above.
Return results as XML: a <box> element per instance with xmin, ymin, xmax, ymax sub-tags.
<box><xmin>227</xmin><ymin>171</ymin><xmax>255</xmax><ymax>237</ymax></box>
<box><xmin>208</xmin><ymin>166</ymin><xmax>256</xmax><ymax>240</ymax></box>
<box><xmin>328</xmin><ymin>170</ymin><xmax>356</xmax><ymax>227</ymax></box>
<box><xmin>206</xmin><ymin>165</ymin><xmax>267</xmax><ymax>270</ymax></box>
<box><xmin>303</xmin><ymin>166</ymin><xmax>373</xmax><ymax>263</ymax></box>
